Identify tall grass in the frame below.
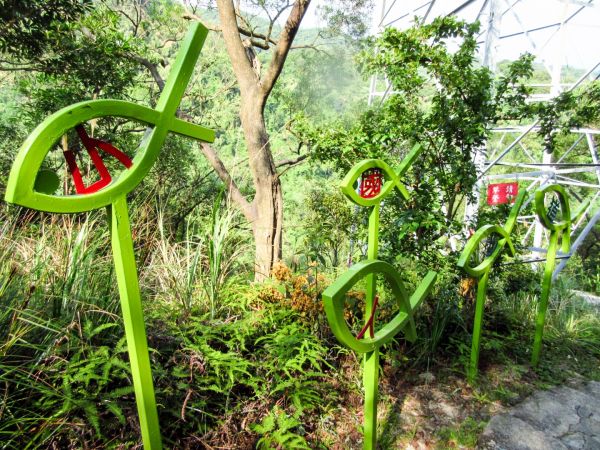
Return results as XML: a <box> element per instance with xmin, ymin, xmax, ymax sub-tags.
<box><xmin>543</xmin><ymin>285</ymin><xmax>600</xmax><ymax>357</ymax></box>
<box><xmin>488</xmin><ymin>276</ymin><xmax>600</xmax><ymax>365</ymax></box>
<box><xmin>143</xmin><ymin>209</ymin><xmax>205</xmax><ymax>312</ymax></box>
<box><xmin>0</xmin><ymin>199</ymin><xmax>275</xmax><ymax>449</ymax></box>
<box><xmin>141</xmin><ymin>194</ymin><xmax>249</xmax><ymax>317</ymax></box>
<box><xmin>0</xmin><ymin>208</ymin><xmax>125</xmax><ymax>449</ymax></box>
<box><xmin>201</xmin><ymin>192</ymin><xmax>248</xmax><ymax>319</ymax></box>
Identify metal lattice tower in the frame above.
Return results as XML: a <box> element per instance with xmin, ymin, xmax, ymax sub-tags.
<box><xmin>369</xmin><ymin>0</ymin><xmax>600</xmax><ymax>278</ymax></box>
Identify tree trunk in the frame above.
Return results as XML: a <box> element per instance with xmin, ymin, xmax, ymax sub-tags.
<box><xmin>137</xmin><ymin>0</ymin><xmax>310</xmax><ymax>281</ymax></box>
<box><xmin>203</xmin><ymin>0</ymin><xmax>310</xmax><ymax>281</ymax></box>
<box><xmin>240</xmin><ymin>95</ymin><xmax>283</xmax><ymax>280</ymax></box>
<box><xmin>252</xmin><ymin>179</ymin><xmax>283</xmax><ymax>280</ymax></box>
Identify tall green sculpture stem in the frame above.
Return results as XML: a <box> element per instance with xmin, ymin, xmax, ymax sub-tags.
<box><xmin>531</xmin><ymin>185</ymin><xmax>588</xmax><ymax>366</ymax></box>
<box><xmin>323</xmin><ymin>145</ymin><xmax>437</xmax><ymax>450</ymax></box>
<box><xmin>4</xmin><ymin>22</ymin><xmax>215</xmax><ymax>449</ymax></box>
<box><xmin>364</xmin><ymin>194</ymin><xmax>379</xmax><ymax>450</ymax></box>
<box><xmin>109</xmin><ymin>196</ymin><xmax>162</xmax><ymax>448</ymax></box>
<box><xmin>458</xmin><ymin>190</ymin><xmax>528</xmax><ymax>383</ymax></box>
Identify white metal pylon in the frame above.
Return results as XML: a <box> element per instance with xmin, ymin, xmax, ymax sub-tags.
<box><xmin>368</xmin><ymin>0</ymin><xmax>600</xmax><ymax>277</ymax></box>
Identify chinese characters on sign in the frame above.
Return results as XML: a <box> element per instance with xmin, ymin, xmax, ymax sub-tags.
<box><xmin>360</xmin><ymin>168</ymin><xmax>383</xmax><ymax>198</ymax></box>
<box><xmin>487</xmin><ymin>182</ymin><xmax>518</xmax><ymax>205</ymax></box>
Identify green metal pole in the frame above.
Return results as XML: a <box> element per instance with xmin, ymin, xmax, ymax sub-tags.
<box><xmin>109</xmin><ymin>196</ymin><xmax>162</xmax><ymax>450</ymax></box>
<box><xmin>363</xmin><ymin>204</ymin><xmax>380</xmax><ymax>450</ymax></box>
<box><xmin>531</xmin><ymin>230</ymin><xmax>558</xmax><ymax>366</ymax></box>
<box><xmin>363</xmin><ymin>349</ymin><xmax>379</xmax><ymax>450</ymax></box>
<box><xmin>468</xmin><ymin>270</ymin><xmax>489</xmax><ymax>383</ymax></box>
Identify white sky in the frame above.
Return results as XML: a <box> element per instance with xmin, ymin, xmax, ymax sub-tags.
<box><xmin>300</xmin><ymin>0</ymin><xmax>600</xmax><ymax>71</ymax></box>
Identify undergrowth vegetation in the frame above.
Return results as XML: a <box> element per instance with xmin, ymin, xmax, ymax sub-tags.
<box><xmin>1</xmin><ymin>200</ymin><xmax>598</xmax><ymax>449</ymax></box>
<box><xmin>1</xmin><ymin>2</ymin><xmax>599</xmax><ymax>449</ymax></box>
<box><xmin>0</xmin><ymin>204</ymin><xmax>335</xmax><ymax>448</ymax></box>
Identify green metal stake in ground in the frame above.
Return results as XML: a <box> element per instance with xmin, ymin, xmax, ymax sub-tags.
<box><xmin>531</xmin><ymin>184</ymin><xmax>588</xmax><ymax>366</ymax></box>
<box><xmin>457</xmin><ymin>189</ymin><xmax>528</xmax><ymax>383</ymax></box>
<box><xmin>4</xmin><ymin>22</ymin><xmax>214</xmax><ymax>450</ymax></box>
<box><xmin>322</xmin><ymin>145</ymin><xmax>437</xmax><ymax>450</ymax></box>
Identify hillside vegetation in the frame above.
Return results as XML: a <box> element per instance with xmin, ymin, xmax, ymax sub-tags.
<box><xmin>0</xmin><ymin>1</ymin><xmax>599</xmax><ymax>448</ymax></box>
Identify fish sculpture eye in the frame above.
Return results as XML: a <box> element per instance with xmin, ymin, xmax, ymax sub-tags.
<box><xmin>339</xmin><ymin>158</ymin><xmax>409</xmax><ymax>206</ymax></box>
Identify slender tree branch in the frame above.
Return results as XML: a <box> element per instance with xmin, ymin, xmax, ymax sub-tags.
<box><xmin>116</xmin><ymin>7</ymin><xmax>140</xmax><ymax>35</ymax></box>
<box><xmin>261</xmin><ymin>0</ymin><xmax>311</xmax><ymax>97</ymax></box>
<box><xmin>0</xmin><ymin>65</ymin><xmax>38</xmax><ymax>72</ymax></box>
<box><xmin>198</xmin><ymin>142</ymin><xmax>254</xmax><ymax>222</ymax></box>
<box><xmin>265</xmin><ymin>0</ymin><xmax>292</xmax><ymax>44</ymax></box>
<box><xmin>182</xmin><ymin>12</ymin><xmax>221</xmax><ymax>32</ymax></box>
<box><xmin>290</xmin><ymin>43</ymin><xmax>327</xmax><ymax>52</ymax></box>
<box><xmin>183</xmin><ymin>11</ymin><xmax>278</xmax><ymax>48</ymax></box>
<box><xmin>156</xmin><ymin>38</ymin><xmax>179</xmax><ymax>50</ymax></box>
<box><xmin>246</xmin><ymin>38</ymin><xmax>270</xmax><ymax>51</ymax></box>
<box><xmin>235</xmin><ymin>9</ymin><xmax>255</xmax><ymax>36</ymax></box>
<box><xmin>129</xmin><ymin>55</ymin><xmax>165</xmax><ymax>91</ymax></box>
<box><xmin>290</xmin><ymin>30</ymin><xmax>332</xmax><ymax>52</ymax></box>
<box><xmin>275</xmin><ymin>153</ymin><xmax>308</xmax><ymax>168</ymax></box>
<box><xmin>276</xmin><ymin>159</ymin><xmax>308</xmax><ymax>179</ymax></box>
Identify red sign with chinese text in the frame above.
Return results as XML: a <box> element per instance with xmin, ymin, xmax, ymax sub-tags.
<box><xmin>487</xmin><ymin>182</ymin><xmax>518</xmax><ymax>205</ymax></box>
<box><xmin>360</xmin><ymin>168</ymin><xmax>383</xmax><ymax>198</ymax></box>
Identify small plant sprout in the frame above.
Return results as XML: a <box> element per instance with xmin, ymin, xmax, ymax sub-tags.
<box><xmin>322</xmin><ymin>144</ymin><xmax>437</xmax><ymax>450</ymax></box>
<box><xmin>4</xmin><ymin>22</ymin><xmax>215</xmax><ymax>450</ymax></box>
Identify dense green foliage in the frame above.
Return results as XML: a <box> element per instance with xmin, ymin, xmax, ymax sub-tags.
<box><xmin>0</xmin><ymin>0</ymin><xmax>92</xmax><ymax>59</ymax></box>
<box><xmin>298</xmin><ymin>17</ymin><xmax>538</xmax><ymax>260</ymax></box>
<box><xmin>0</xmin><ymin>211</ymin><xmax>334</xmax><ymax>448</ymax></box>
<box><xmin>537</xmin><ymin>82</ymin><xmax>600</xmax><ymax>152</ymax></box>
<box><xmin>1</xmin><ymin>203</ymin><xmax>598</xmax><ymax>448</ymax></box>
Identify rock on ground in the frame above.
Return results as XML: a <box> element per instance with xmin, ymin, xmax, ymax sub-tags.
<box><xmin>478</xmin><ymin>381</ymin><xmax>600</xmax><ymax>450</ymax></box>
<box><xmin>572</xmin><ymin>291</ymin><xmax>600</xmax><ymax>308</ymax></box>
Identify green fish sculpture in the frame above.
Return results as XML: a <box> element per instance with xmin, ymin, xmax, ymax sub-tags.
<box><xmin>4</xmin><ymin>22</ymin><xmax>215</xmax><ymax>450</ymax></box>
